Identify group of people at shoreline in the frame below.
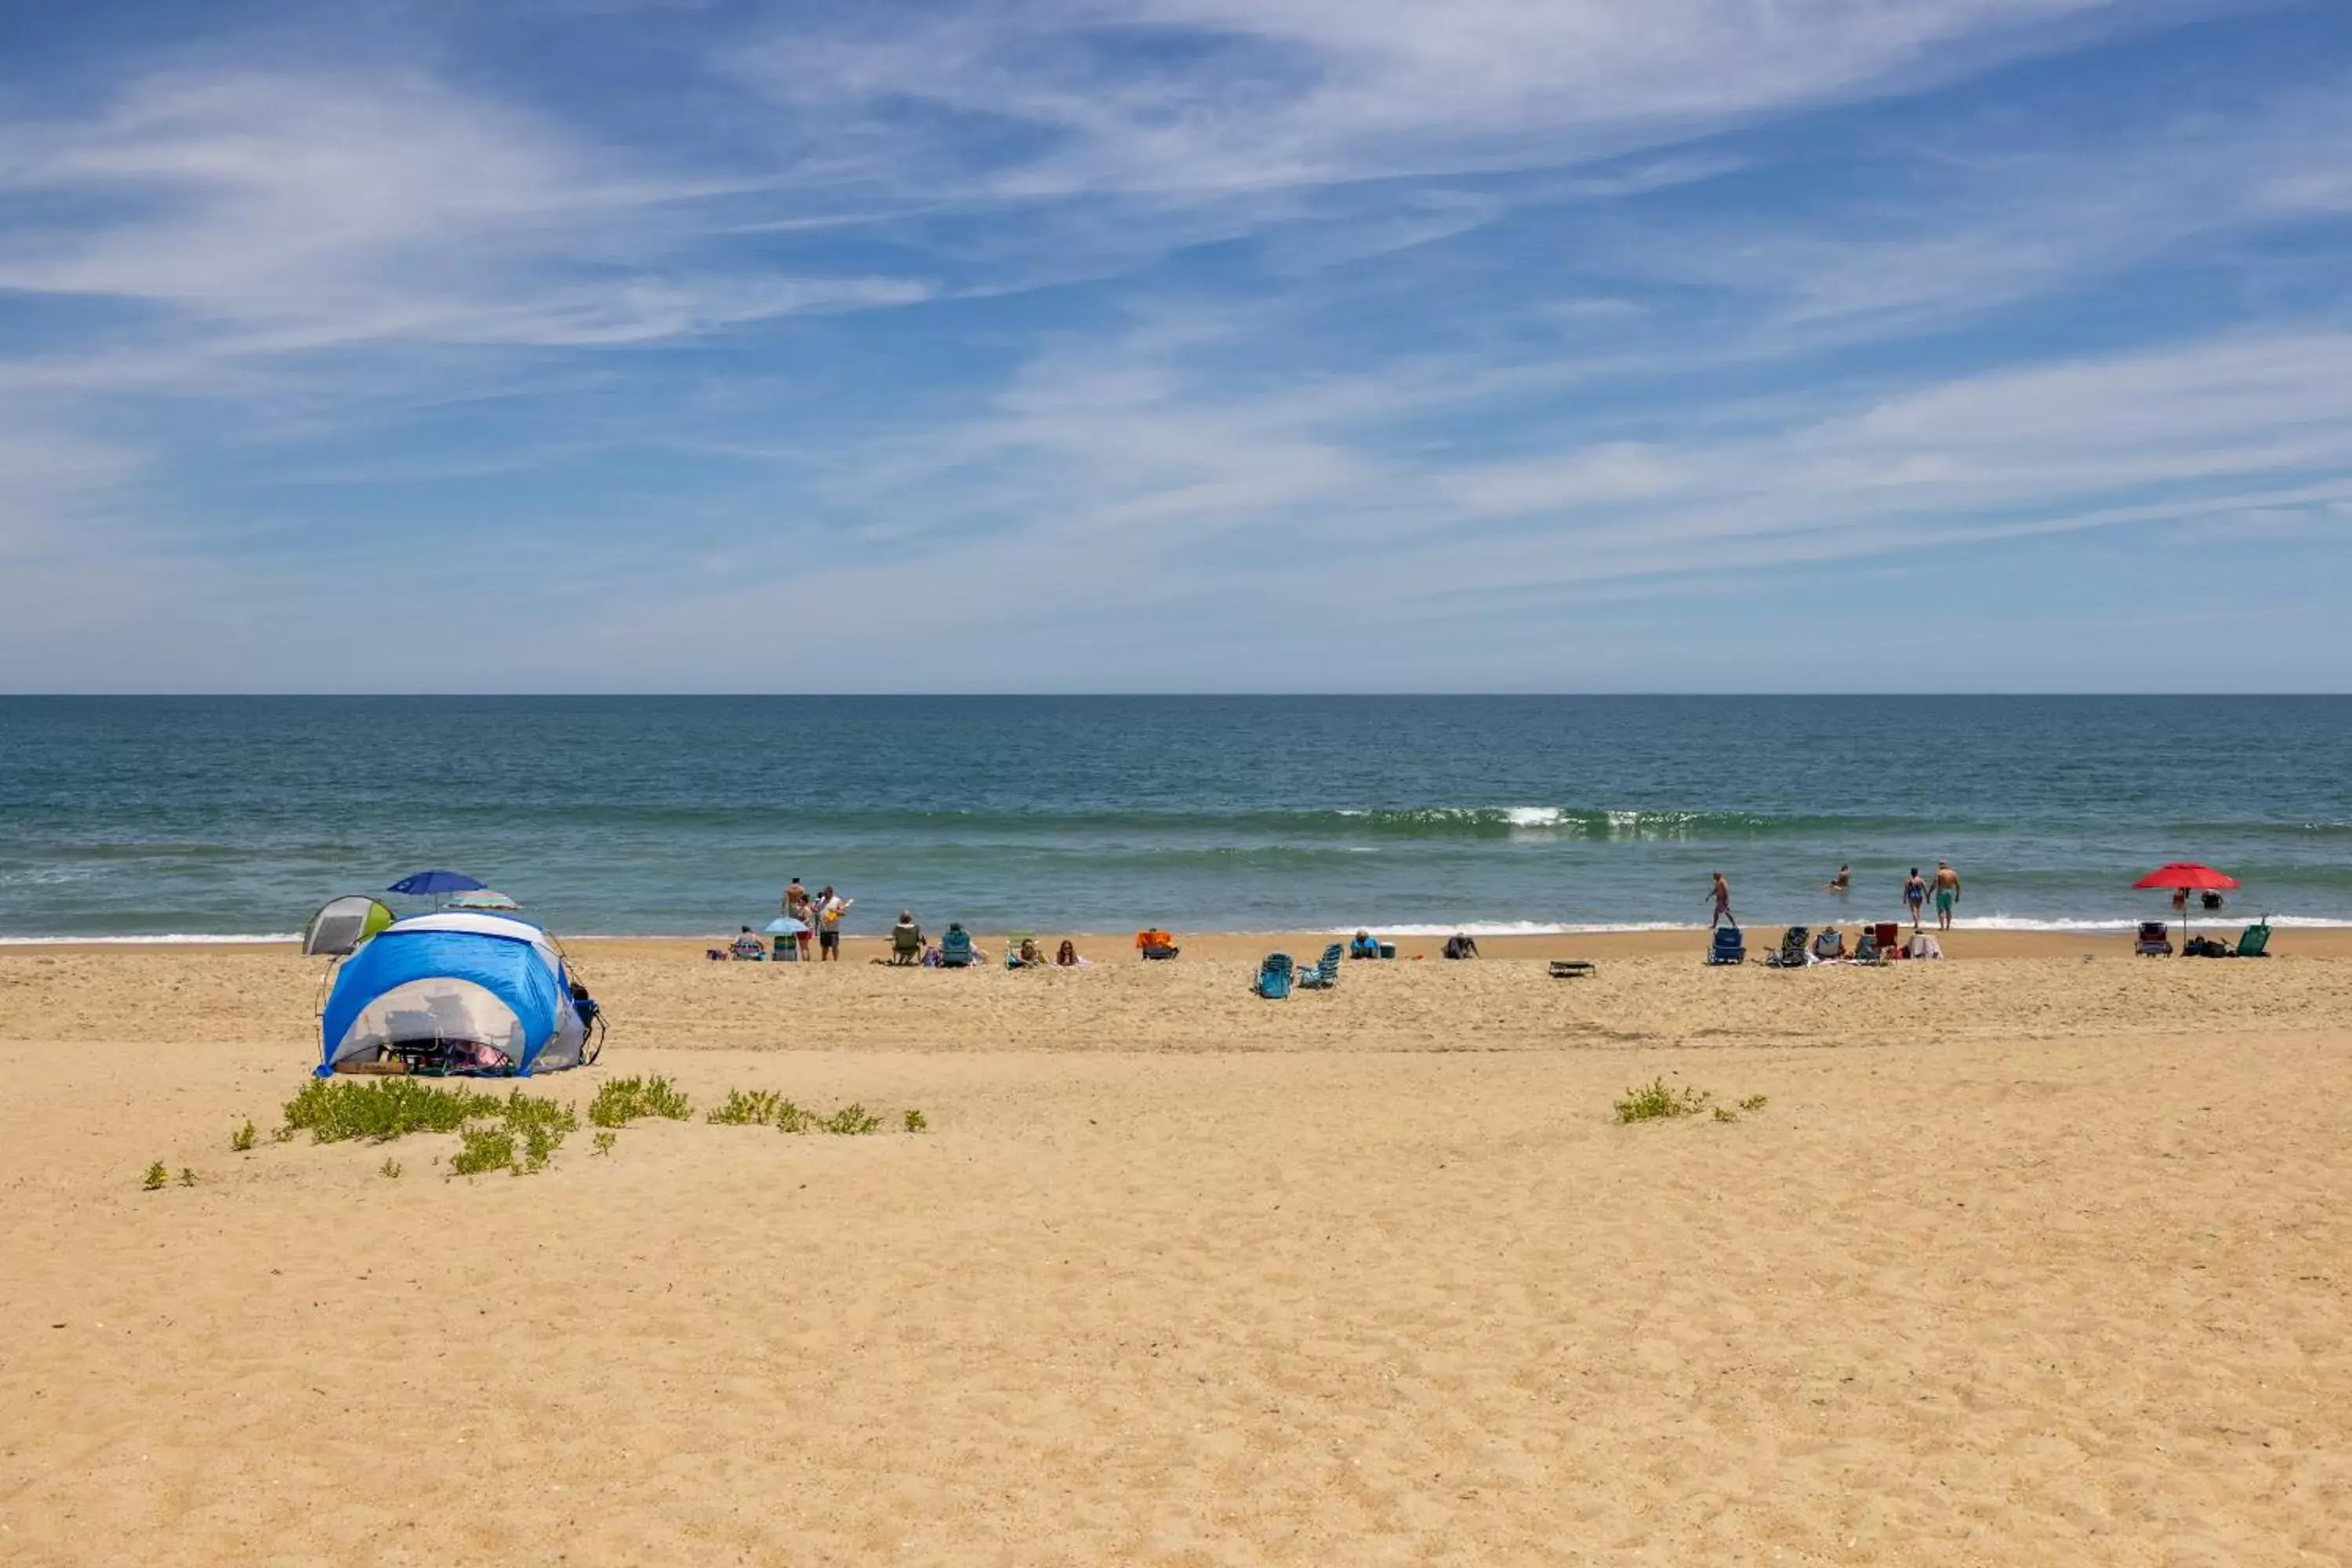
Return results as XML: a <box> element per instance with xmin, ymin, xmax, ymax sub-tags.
<box><xmin>1711</xmin><ymin>861</ymin><xmax>1965</xmax><ymax>933</ymax></box>
<box><xmin>781</xmin><ymin>877</ymin><xmax>850</xmax><ymax>960</ymax></box>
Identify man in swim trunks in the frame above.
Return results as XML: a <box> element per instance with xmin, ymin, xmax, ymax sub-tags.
<box><xmin>1904</xmin><ymin>868</ymin><xmax>1927</xmax><ymax>931</ymax></box>
<box><xmin>1932</xmin><ymin>861</ymin><xmax>1961</xmax><ymax>931</ymax></box>
<box><xmin>1708</xmin><ymin>871</ymin><xmax>1733</xmax><ymax>929</ymax></box>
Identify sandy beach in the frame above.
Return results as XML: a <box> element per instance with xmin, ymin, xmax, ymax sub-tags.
<box><xmin>4</xmin><ymin>935</ymin><xmax>2349</xmax><ymax>1564</ymax></box>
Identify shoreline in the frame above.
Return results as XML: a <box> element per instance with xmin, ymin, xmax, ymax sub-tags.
<box><xmin>10</xmin><ymin>921</ymin><xmax>2351</xmax><ymax>961</ymax></box>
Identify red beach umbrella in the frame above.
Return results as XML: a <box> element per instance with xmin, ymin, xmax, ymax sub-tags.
<box><xmin>2132</xmin><ymin>862</ymin><xmax>2241</xmax><ymax>950</ymax></box>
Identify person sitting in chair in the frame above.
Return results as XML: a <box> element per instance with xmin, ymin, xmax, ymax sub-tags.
<box><xmin>728</xmin><ymin>926</ymin><xmax>767</xmax><ymax>960</ymax></box>
<box><xmin>889</xmin><ymin>912</ymin><xmax>923</xmax><ymax>965</ymax></box>
<box><xmin>1349</xmin><ymin>929</ymin><xmax>1380</xmax><ymax>960</ymax></box>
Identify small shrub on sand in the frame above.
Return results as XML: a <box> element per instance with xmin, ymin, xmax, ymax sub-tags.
<box><xmin>282</xmin><ymin>1079</ymin><xmax>503</xmax><ymax>1144</ymax></box>
<box><xmin>1738</xmin><ymin>1094</ymin><xmax>1769</xmax><ymax>1112</ymax></box>
<box><xmin>1615</xmin><ymin>1079</ymin><xmax>1712</xmax><ymax>1123</ymax></box>
<box><xmin>178</xmin><ymin>1167</ymin><xmax>198</xmax><ymax>1187</ymax></box>
<box><xmin>142</xmin><ymin>1161</ymin><xmax>168</xmax><ymax>1191</ymax></box>
<box><xmin>379</xmin><ymin>1158</ymin><xmax>403</xmax><ymax>1179</ymax></box>
<box><xmin>1712</xmin><ymin>1105</ymin><xmax>1740</xmax><ymax>1123</ymax></box>
<box><xmin>590</xmin><ymin>1075</ymin><xmax>691</xmax><ymax>1128</ymax></box>
<box><xmin>285</xmin><ymin>1079</ymin><xmax>576</xmax><ymax>1175</ymax></box>
<box><xmin>820</xmin><ymin>1103</ymin><xmax>881</xmax><ymax>1136</ymax></box>
<box><xmin>230</xmin><ymin>1120</ymin><xmax>258</xmax><ymax>1153</ymax></box>
<box><xmin>591</xmin><ymin>1131</ymin><xmax>616</xmax><ymax>1157</ymax></box>
<box><xmin>774</xmin><ymin>1099</ymin><xmax>815</xmax><ymax>1134</ymax></box>
<box><xmin>903</xmin><ymin>1109</ymin><xmax>927</xmax><ymax>1133</ymax></box>
<box><xmin>451</xmin><ymin>1126</ymin><xmax>516</xmax><ymax>1177</ymax></box>
<box><xmin>708</xmin><ymin>1089</ymin><xmax>785</xmax><ymax>1126</ymax></box>
<box><xmin>501</xmin><ymin>1091</ymin><xmax>576</xmax><ymax>1172</ymax></box>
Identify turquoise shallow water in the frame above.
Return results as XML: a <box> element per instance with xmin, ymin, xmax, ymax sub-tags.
<box><xmin>2</xmin><ymin>696</ymin><xmax>2348</xmax><ymax>938</ymax></box>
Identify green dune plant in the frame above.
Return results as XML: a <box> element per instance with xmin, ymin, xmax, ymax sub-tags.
<box><xmin>142</xmin><ymin>1161</ymin><xmax>168</xmax><ymax>1191</ymax></box>
<box><xmin>819</xmin><ymin>1103</ymin><xmax>881</xmax><ymax>1137</ymax></box>
<box><xmin>281</xmin><ymin>1078</ymin><xmax>577</xmax><ymax>1176</ymax></box>
<box><xmin>708</xmin><ymin>1089</ymin><xmax>786</xmax><ymax>1126</ymax></box>
<box><xmin>230</xmin><ymin>1120</ymin><xmax>258</xmax><ymax>1153</ymax></box>
<box><xmin>589</xmin><ymin>1075</ymin><xmax>692</xmax><ymax>1128</ymax></box>
<box><xmin>1614</xmin><ymin>1079</ymin><xmax>1713</xmax><ymax>1123</ymax></box>
<box><xmin>281</xmin><ymin>1079</ymin><xmax>503</xmax><ymax>1144</ymax></box>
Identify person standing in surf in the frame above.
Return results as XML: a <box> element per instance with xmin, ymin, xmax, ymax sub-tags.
<box><xmin>1904</xmin><ymin>868</ymin><xmax>1928</xmax><ymax>931</ymax></box>
<box><xmin>1825</xmin><ymin>863</ymin><xmax>1851</xmax><ymax>894</ymax></box>
<box><xmin>1708</xmin><ymin>871</ymin><xmax>1734</xmax><ymax>929</ymax></box>
<box><xmin>1933</xmin><ymin>861</ymin><xmax>1962</xmax><ymax>931</ymax></box>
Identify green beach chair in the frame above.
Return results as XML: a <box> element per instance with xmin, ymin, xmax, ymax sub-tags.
<box><xmin>2233</xmin><ymin>922</ymin><xmax>2272</xmax><ymax>958</ymax></box>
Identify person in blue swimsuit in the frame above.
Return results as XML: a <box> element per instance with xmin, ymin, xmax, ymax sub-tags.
<box><xmin>1904</xmin><ymin>867</ymin><xmax>1927</xmax><ymax>931</ymax></box>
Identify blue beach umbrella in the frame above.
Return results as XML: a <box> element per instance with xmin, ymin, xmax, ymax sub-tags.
<box><xmin>387</xmin><ymin>870</ymin><xmax>488</xmax><ymax>897</ymax></box>
<box><xmin>765</xmin><ymin>916</ymin><xmax>810</xmax><ymax>935</ymax></box>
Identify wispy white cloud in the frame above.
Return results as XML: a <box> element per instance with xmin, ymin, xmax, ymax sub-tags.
<box><xmin>0</xmin><ymin>68</ymin><xmax>931</xmax><ymax>351</ymax></box>
<box><xmin>738</xmin><ymin>0</ymin><xmax>2180</xmax><ymax>197</ymax></box>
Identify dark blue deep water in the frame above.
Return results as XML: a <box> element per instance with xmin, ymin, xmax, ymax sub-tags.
<box><xmin>2</xmin><ymin>696</ymin><xmax>2348</xmax><ymax>938</ymax></box>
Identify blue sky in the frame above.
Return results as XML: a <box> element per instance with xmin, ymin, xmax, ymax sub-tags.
<box><xmin>1</xmin><ymin>0</ymin><xmax>2347</xmax><ymax>691</ymax></box>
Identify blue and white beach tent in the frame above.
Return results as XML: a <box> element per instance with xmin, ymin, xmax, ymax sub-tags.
<box><xmin>318</xmin><ymin>913</ymin><xmax>592</xmax><ymax>1077</ymax></box>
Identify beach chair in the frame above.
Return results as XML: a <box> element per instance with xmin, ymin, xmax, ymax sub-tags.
<box><xmin>1766</xmin><ymin>927</ymin><xmax>1811</xmax><ymax>968</ymax></box>
<box><xmin>2232</xmin><ymin>921</ymin><xmax>2272</xmax><ymax>958</ymax></box>
<box><xmin>1706</xmin><ymin>926</ymin><xmax>1745</xmax><ymax>965</ymax></box>
<box><xmin>2134</xmin><ymin>920</ymin><xmax>2173</xmax><ymax>957</ymax></box>
<box><xmin>889</xmin><ymin>923</ymin><xmax>924</xmax><ymax>965</ymax></box>
<box><xmin>1853</xmin><ymin>929</ymin><xmax>1880</xmax><ymax>963</ymax></box>
<box><xmin>940</xmin><ymin>927</ymin><xmax>977</xmax><ymax>968</ymax></box>
<box><xmin>1873</xmin><ymin>921</ymin><xmax>1902</xmax><ymax>959</ymax></box>
<box><xmin>1253</xmin><ymin>953</ymin><xmax>1295</xmax><ymax>1000</ymax></box>
<box><xmin>1812</xmin><ymin>927</ymin><xmax>1846</xmax><ymax>961</ymax></box>
<box><xmin>1136</xmin><ymin>928</ymin><xmax>1181</xmax><ymax>960</ymax></box>
<box><xmin>1297</xmin><ymin>943</ymin><xmax>1343</xmax><ymax>989</ymax></box>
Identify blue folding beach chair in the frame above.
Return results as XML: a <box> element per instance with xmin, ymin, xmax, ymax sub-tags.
<box><xmin>1296</xmin><ymin>943</ymin><xmax>1343</xmax><ymax>990</ymax></box>
<box><xmin>939</xmin><ymin>926</ymin><xmax>977</xmax><ymax>968</ymax></box>
<box><xmin>1254</xmin><ymin>952</ymin><xmax>1295</xmax><ymax>1000</ymax></box>
<box><xmin>1707</xmin><ymin>925</ymin><xmax>1746</xmax><ymax>965</ymax></box>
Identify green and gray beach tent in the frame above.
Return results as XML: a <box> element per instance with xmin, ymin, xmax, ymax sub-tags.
<box><xmin>300</xmin><ymin>895</ymin><xmax>397</xmax><ymax>957</ymax></box>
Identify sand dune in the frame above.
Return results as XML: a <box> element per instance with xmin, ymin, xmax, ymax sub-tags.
<box><xmin>3</xmin><ymin>942</ymin><xmax>2348</xmax><ymax>1563</ymax></box>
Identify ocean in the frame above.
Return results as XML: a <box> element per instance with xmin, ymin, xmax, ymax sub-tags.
<box><xmin>2</xmin><ymin>696</ymin><xmax>2347</xmax><ymax>941</ymax></box>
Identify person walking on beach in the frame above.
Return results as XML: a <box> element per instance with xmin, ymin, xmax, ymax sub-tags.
<box><xmin>1904</xmin><ymin>868</ymin><xmax>1928</xmax><ymax>931</ymax></box>
<box><xmin>1932</xmin><ymin>861</ymin><xmax>1962</xmax><ymax>931</ymax></box>
<box><xmin>1708</xmin><ymin>871</ymin><xmax>1734</xmax><ymax>929</ymax></box>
